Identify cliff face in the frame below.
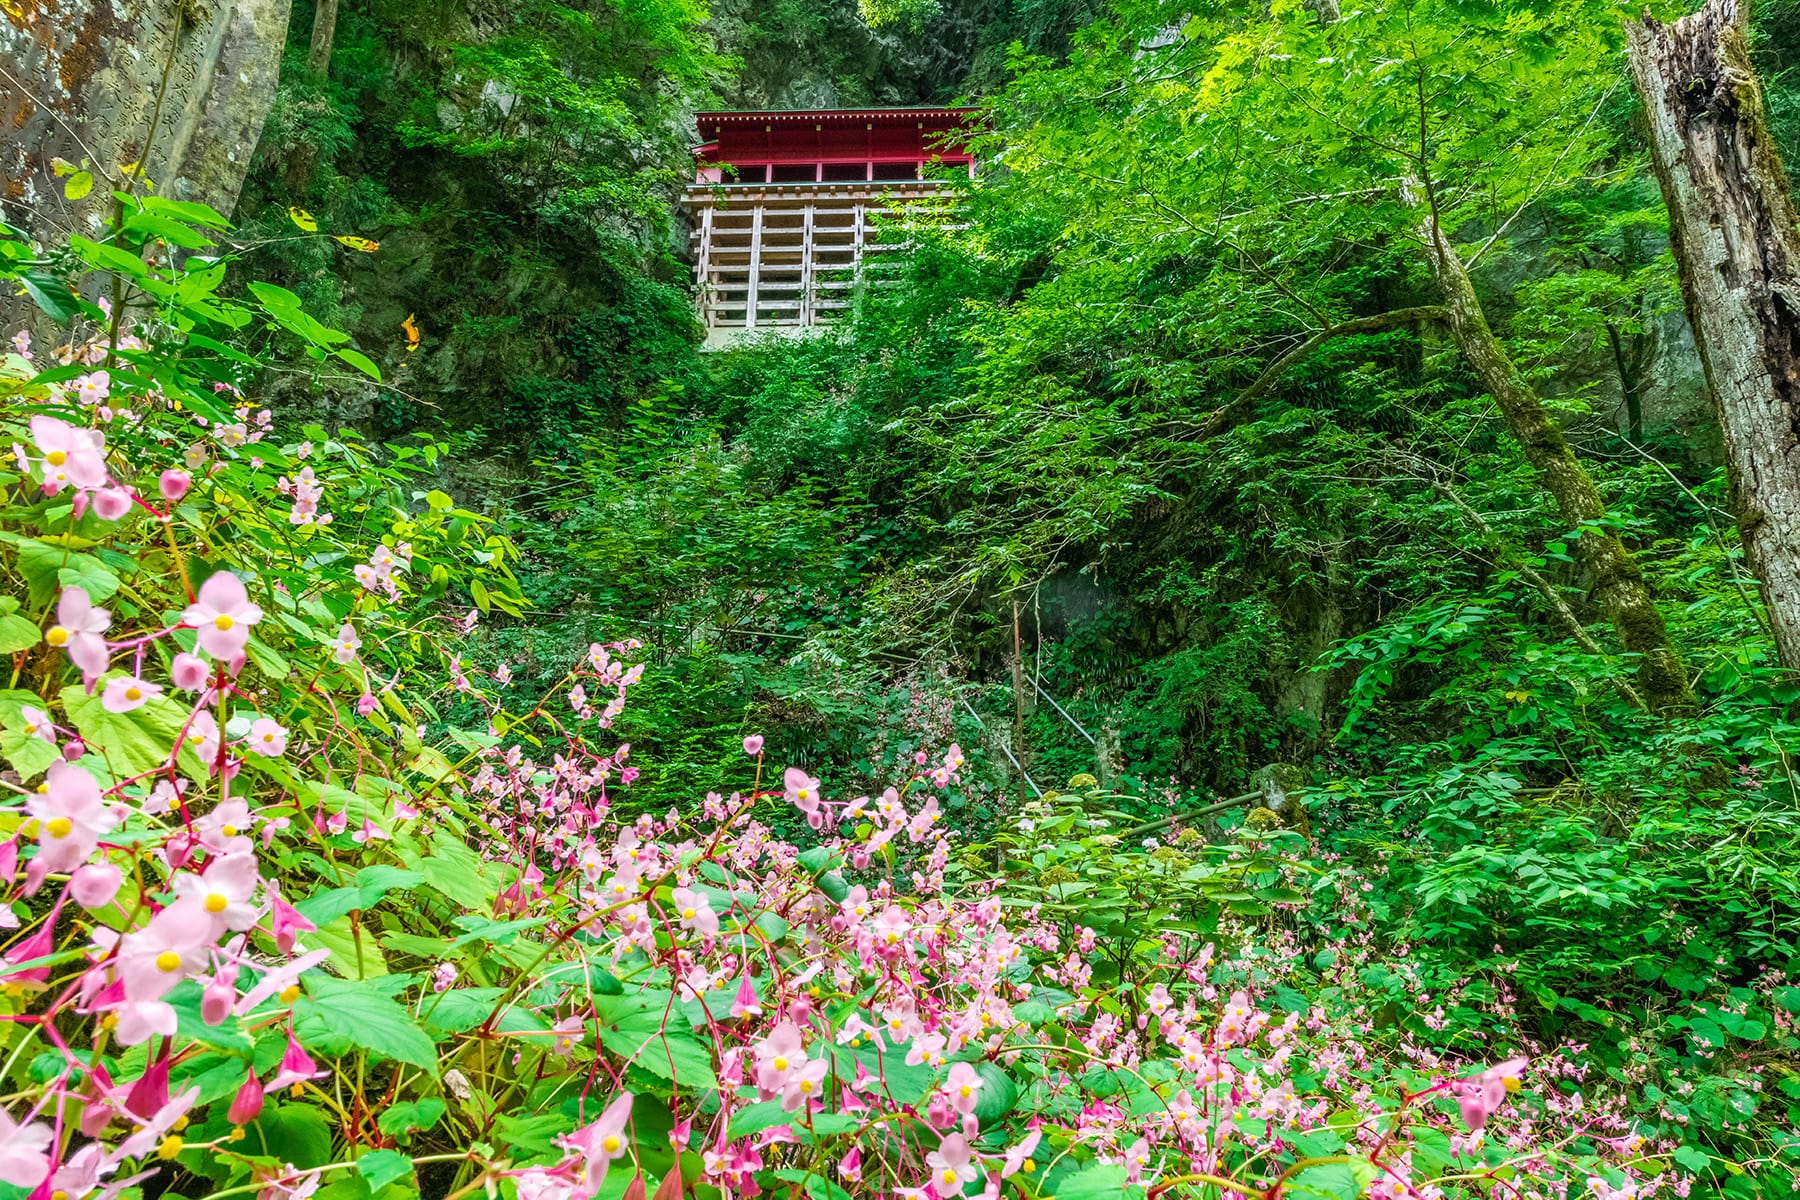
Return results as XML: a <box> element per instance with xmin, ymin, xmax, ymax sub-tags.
<box><xmin>1</xmin><ymin>0</ymin><xmax>291</xmax><ymax>248</ymax></box>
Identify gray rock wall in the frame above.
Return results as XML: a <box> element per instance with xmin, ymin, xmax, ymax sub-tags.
<box><xmin>1</xmin><ymin>0</ymin><xmax>291</xmax><ymax>280</ymax></box>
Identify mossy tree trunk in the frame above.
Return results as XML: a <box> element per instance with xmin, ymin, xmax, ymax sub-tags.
<box><xmin>1627</xmin><ymin>0</ymin><xmax>1800</xmax><ymax>673</ymax></box>
<box><xmin>1408</xmin><ymin>188</ymin><xmax>1696</xmax><ymax>712</ymax></box>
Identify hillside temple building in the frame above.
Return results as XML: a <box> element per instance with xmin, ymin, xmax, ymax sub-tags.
<box><xmin>682</xmin><ymin>107</ymin><xmax>976</xmax><ymax>347</ymax></box>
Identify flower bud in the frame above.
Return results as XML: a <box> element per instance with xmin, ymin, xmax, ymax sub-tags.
<box><xmin>159</xmin><ymin>469</ymin><xmax>190</xmax><ymax>501</ymax></box>
<box><xmin>227</xmin><ymin>1067</ymin><xmax>264</xmax><ymax>1125</ymax></box>
<box><xmin>69</xmin><ymin>862</ymin><xmax>121</xmax><ymax>909</ymax></box>
<box><xmin>170</xmin><ymin>652</ymin><xmax>209</xmax><ymax>692</ymax></box>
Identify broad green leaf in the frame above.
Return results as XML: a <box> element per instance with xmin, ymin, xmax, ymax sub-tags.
<box><xmin>377</xmin><ymin>1098</ymin><xmax>446</xmax><ymax>1142</ymax></box>
<box><xmin>594</xmin><ymin>990</ymin><xmax>717</xmax><ymax>1093</ymax></box>
<box><xmin>293</xmin><ymin>975</ymin><xmax>438</xmax><ymax>1072</ymax></box>
<box><xmin>61</xmin><ymin>678</ymin><xmax>204</xmax><ymax>783</ymax></box>
<box><xmin>0</xmin><ymin>615</ymin><xmax>41</xmax><ymax>653</ymax></box>
<box><xmin>357</xmin><ymin>1149</ymin><xmax>415</xmax><ymax>1192</ymax></box>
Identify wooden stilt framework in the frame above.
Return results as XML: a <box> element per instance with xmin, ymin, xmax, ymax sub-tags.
<box><xmin>683</xmin><ymin>181</ymin><xmax>958</xmax><ymax>347</ymax></box>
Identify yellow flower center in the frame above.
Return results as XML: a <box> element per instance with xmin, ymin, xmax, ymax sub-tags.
<box><xmin>601</xmin><ymin>1135</ymin><xmax>622</xmax><ymax>1155</ymax></box>
<box><xmin>45</xmin><ymin>626</ymin><xmax>69</xmax><ymax>647</ymax></box>
<box><xmin>124</xmin><ymin>686</ymin><xmax>142</xmax><ymax>701</ymax></box>
<box><xmin>799</xmin><ymin>1079</ymin><xmax>814</xmax><ymax>1094</ymax></box>
<box><xmin>1502</xmin><ymin>1075</ymin><xmax>1521</xmax><ymax>1093</ymax></box>
<box><xmin>52</xmin><ymin>1190</ymin><xmax>68</xmax><ymax>1200</ymax></box>
<box><xmin>772</xmin><ymin>1056</ymin><xmax>789</xmax><ymax>1072</ymax></box>
<box><xmin>940</xmin><ymin>1170</ymin><xmax>958</xmax><ymax>1187</ymax></box>
<box><xmin>682</xmin><ymin>907</ymin><xmax>696</xmax><ymax>920</ymax></box>
<box><xmin>213</xmin><ymin>614</ymin><xmax>234</xmax><ymax>631</ymax></box>
<box><xmin>45</xmin><ymin>450</ymin><xmax>66</xmax><ymax>466</ymax></box>
<box><xmin>44</xmin><ymin>817</ymin><xmax>72</xmax><ymax>839</ymax></box>
<box><xmin>155</xmin><ymin>950</ymin><xmax>181</xmax><ymax>972</ymax></box>
<box><xmin>280</xmin><ymin>984</ymin><xmax>301</xmax><ymax>1003</ymax></box>
<box><xmin>204</xmin><ymin>892</ymin><xmax>228</xmax><ymax>914</ymax></box>
<box><xmin>1023</xmin><ymin>1159</ymin><xmax>1037</xmax><ymax>1173</ymax></box>
<box><xmin>797</xmin><ymin>788</ymin><xmax>810</xmax><ymax>800</ymax></box>
<box><xmin>220</xmin><ymin>824</ymin><xmax>238</xmax><ymax>837</ymax></box>
<box><xmin>171</xmin><ymin>1116</ymin><xmax>189</xmax><ymax>1133</ymax></box>
<box><xmin>156</xmin><ymin>1135</ymin><xmax>182</xmax><ymax>1160</ymax></box>
<box><xmin>959</xmin><ymin>1085</ymin><xmax>972</xmax><ymax>1098</ymax></box>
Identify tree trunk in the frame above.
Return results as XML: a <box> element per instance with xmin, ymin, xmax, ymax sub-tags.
<box><xmin>1626</xmin><ymin>0</ymin><xmax>1800</xmax><ymax>672</ymax></box>
<box><xmin>307</xmin><ymin>0</ymin><xmax>339</xmax><ymax>76</ymax></box>
<box><xmin>1410</xmin><ymin>192</ymin><xmax>1696</xmax><ymax>712</ymax></box>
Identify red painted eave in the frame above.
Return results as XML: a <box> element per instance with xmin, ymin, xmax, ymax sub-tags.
<box><xmin>694</xmin><ymin>107</ymin><xmax>981</xmax><ymax>126</ymax></box>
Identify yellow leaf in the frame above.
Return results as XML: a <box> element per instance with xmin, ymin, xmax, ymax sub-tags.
<box><xmin>288</xmin><ymin>206</ymin><xmax>318</xmax><ymax>232</ymax></box>
<box><xmin>49</xmin><ymin>157</ymin><xmax>78</xmax><ymax>178</ymax></box>
<box><xmin>333</xmin><ymin>235</ymin><xmax>380</xmax><ymax>253</ymax></box>
<box><xmin>401</xmin><ymin>314</ymin><xmax>420</xmax><ymax>352</ymax></box>
<box><xmin>63</xmin><ymin>171</ymin><xmax>93</xmax><ymax>201</ymax></box>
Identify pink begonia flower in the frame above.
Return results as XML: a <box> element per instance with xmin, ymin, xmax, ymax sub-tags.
<box><xmin>101</xmin><ymin>674</ymin><xmax>162</xmax><ymax>714</ymax></box>
<box><xmin>557</xmin><ymin>1091</ymin><xmax>634</xmax><ymax>1197</ymax></box>
<box><xmin>1000</xmin><ymin>1131</ymin><xmax>1040</xmax><ymax>1178</ymax></box>
<box><xmin>333</xmin><ymin>623</ymin><xmax>361</xmax><ymax>664</ymax></box>
<box><xmin>182</xmin><ymin>710</ymin><xmax>222</xmax><ymax>768</ymax></box>
<box><xmin>228</xmin><ymin>1065</ymin><xmax>265</xmax><ymax>1125</ymax></box>
<box><xmin>356</xmin><ymin>693</ymin><xmax>378</xmax><ymax>716</ymax></box>
<box><xmin>91</xmin><ymin>486</ymin><xmax>132</xmax><ymax>521</ymax></box>
<box><xmin>742</xmin><ymin>735</ymin><xmax>764</xmax><ymax>756</ymax></box>
<box><xmin>839</xmin><ymin>1146</ymin><xmax>863</xmax><ymax>1184</ymax></box>
<box><xmin>116</xmin><ymin>900</ymin><xmax>214</xmax><ymax>1005</ymax></box>
<box><xmin>183</xmin><ymin>571</ymin><xmax>263</xmax><ymax>660</ymax></box>
<box><xmin>754</xmin><ymin>1021</ymin><xmax>806</xmax><ymax>1092</ymax></box>
<box><xmin>233</xmin><ymin>948</ymin><xmax>330</xmax><ymax>1016</ymax></box>
<box><xmin>113</xmin><ymin>1086</ymin><xmax>198</xmax><ymax>1160</ymax></box>
<box><xmin>266</xmin><ymin>884</ymin><xmax>318</xmax><ymax>954</ymax></box>
<box><xmin>170</xmin><ymin>852</ymin><xmax>262</xmax><ymax>934</ymax></box>
<box><xmin>265</xmin><ymin>1033</ymin><xmax>325</xmax><ymax>1094</ymax></box>
<box><xmin>17</xmin><ymin>706</ymin><xmax>55</xmax><ymax>744</ymax></box>
<box><xmin>29</xmin><ymin>416</ymin><xmax>106</xmax><ymax>493</ymax></box>
<box><xmin>927</xmin><ymin>1133</ymin><xmax>979</xmax><ymax>1195</ymax></box>
<box><xmin>170</xmin><ymin>652</ymin><xmax>210</xmax><ymax>691</ymax></box>
<box><xmin>69</xmin><ymin>862</ymin><xmax>122</xmax><ymax>909</ymax></box>
<box><xmin>1457</xmin><ymin>1056</ymin><xmax>1528</xmax><ymax>1132</ymax></box>
<box><xmin>783</xmin><ymin>767</ymin><xmax>820</xmax><ymax>815</ymax></box>
<box><xmin>778</xmin><ymin>1057</ymin><xmax>828</xmax><ymax>1112</ymax></box>
<box><xmin>27</xmin><ymin>761</ymin><xmax>116</xmax><ymax>873</ymax></box>
<box><xmin>671</xmin><ymin>887</ymin><xmax>718</xmax><ymax>938</ymax></box>
<box><xmin>45</xmin><ymin>586</ymin><xmax>111</xmax><ymax>684</ymax></box>
<box><xmin>0</xmin><ymin>1108</ymin><xmax>51</xmax><ymax>1188</ymax></box>
<box><xmin>159</xmin><ymin>469</ymin><xmax>191</xmax><ymax>501</ymax></box>
<box><xmin>247</xmin><ymin>718</ymin><xmax>288</xmax><ymax>758</ymax></box>
<box><xmin>351</xmin><ymin>819</ymin><xmax>389</xmax><ymax>844</ymax></box>
<box><xmin>944</xmin><ymin>1062</ymin><xmax>985</xmax><ymax>1115</ymax></box>
<box><xmin>75</xmin><ymin>371</ymin><xmax>110</xmax><ymax>405</ymax></box>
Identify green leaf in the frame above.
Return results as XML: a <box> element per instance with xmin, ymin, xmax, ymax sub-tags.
<box><xmin>729</xmin><ymin>1099</ymin><xmax>795</xmax><ymax>1139</ymax></box>
<box><xmin>1051</xmin><ymin>1163</ymin><xmax>1136</xmax><ymax>1200</ymax></box>
<box><xmin>244</xmin><ymin>1103</ymin><xmax>334</xmax><ymax>1169</ymax></box>
<box><xmin>13</xmin><ymin>539</ymin><xmax>121</xmax><ymax>608</ymax></box>
<box><xmin>594</xmin><ymin>991</ymin><xmax>717</xmax><ymax>1093</ymax></box>
<box><xmin>166</xmin><ymin>980</ymin><xmax>255</xmax><ymax>1053</ymax></box>
<box><xmin>1674</xmin><ymin>1146</ymin><xmax>1714</xmax><ymax>1174</ymax></box>
<box><xmin>16</xmin><ymin>272</ymin><xmax>83</xmax><ymax>323</ymax></box>
<box><xmin>63</xmin><ymin>171</ymin><xmax>94</xmax><ymax>200</ymax></box>
<box><xmin>1287</xmin><ymin>1164</ymin><xmax>1362</xmax><ymax>1200</ymax></box>
<box><xmin>377</xmin><ymin>1099</ymin><xmax>446</xmax><ymax>1142</ymax></box>
<box><xmin>357</xmin><ymin>1149</ymin><xmax>415</xmax><ymax>1192</ymax></box>
<box><xmin>338</xmin><ymin>348</ymin><xmax>382</xmax><ymax>380</ymax></box>
<box><xmin>62</xmin><ymin>678</ymin><xmax>203</xmax><ymax>783</ymax></box>
<box><xmin>0</xmin><ymin>690</ymin><xmax>58</xmax><ymax>780</ymax></box>
<box><xmin>0</xmin><ymin>615</ymin><xmax>40</xmax><ymax>653</ymax></box>
<box><xmin>293</xmin><ymin>975</ymin><xmax>438</xmax><ymax>1072</ymax></box>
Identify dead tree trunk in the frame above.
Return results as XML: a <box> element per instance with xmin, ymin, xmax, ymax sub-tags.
<box><xmin>1627</xmin><ymin>0</ymin><xmax>1800</xmax><ymax>671</ymax></box>
<box><xmin>1409</xmin><ymin>189</ymin><xmax>1696</xmax><ymax>712</ymax></box>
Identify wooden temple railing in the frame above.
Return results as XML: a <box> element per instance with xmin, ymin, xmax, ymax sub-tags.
<box><xmin>683</xmin><ymin>180</ymin><xmax>960</xmax><ymax>347</ymax></box>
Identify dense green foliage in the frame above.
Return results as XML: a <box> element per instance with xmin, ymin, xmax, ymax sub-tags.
<box><xmin>7</xmin><ymin>0</ymin><xmax>1800</xmax><ymax>1193</ymax></box>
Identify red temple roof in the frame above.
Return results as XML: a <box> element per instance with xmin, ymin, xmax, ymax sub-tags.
<box><xmin>691</xmin><ymin>107</ymin><xmax>979</xmax><ymax>185</ymax></box>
